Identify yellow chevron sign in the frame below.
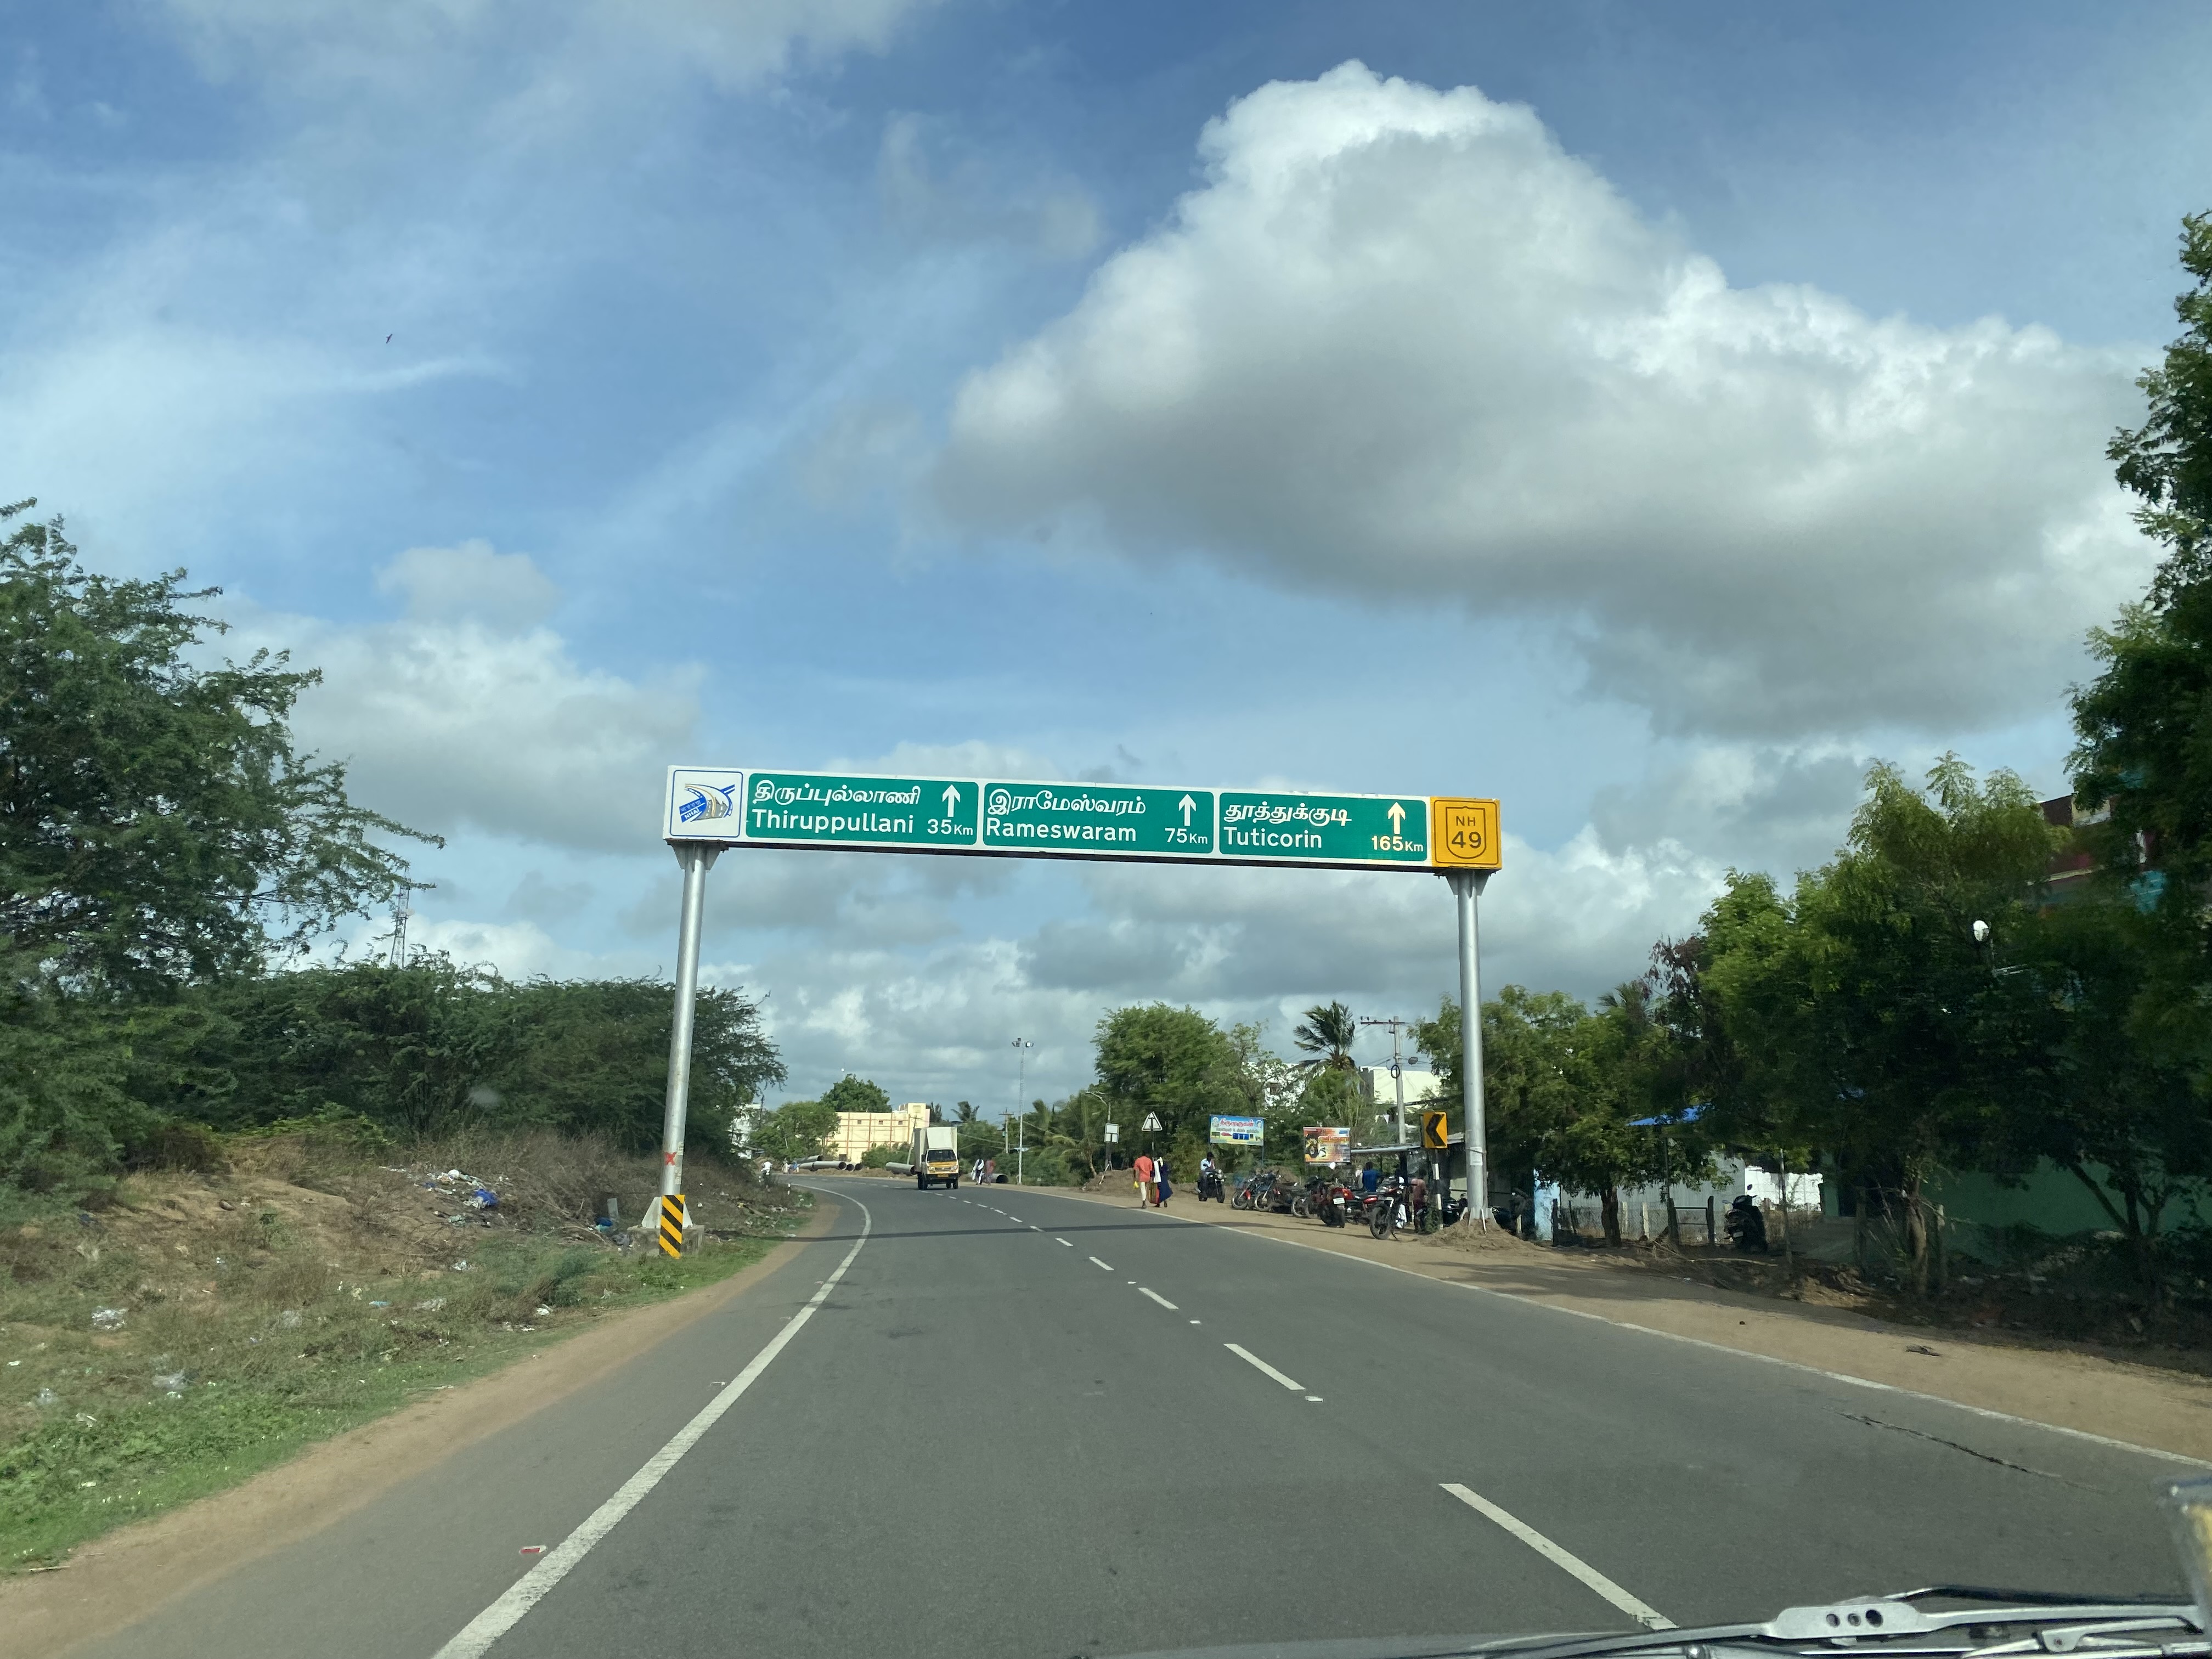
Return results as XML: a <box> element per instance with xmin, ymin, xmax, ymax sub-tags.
<box><xmin>658</xmin><ymin>1194</ymin><xmax>686</xmax><ymax>1257</ymax></box>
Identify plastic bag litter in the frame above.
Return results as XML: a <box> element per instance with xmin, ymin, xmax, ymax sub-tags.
<box><xmin>33</xmin><ymin>1388</ymin><xmax>58</xmax><ymax>1407</ymax></box>
<box><xmin>415</xmin><ymin>1297</ymin><xmax>447</xmax><ymax>1311</ymax></box>
<box><xmin>278</xmin><ymin>1309</ymin><xmax>303</xmax><ymax>1329</ymax></box>
<box><xmin>91</xmin><ymin>1308</ymin><xmax>125</xmax><ymax>1331</ymax></box>
<box><xmin>153</xmin><ymin>1370</ymin><xmax>188</xmax><ymax>1391</ymax></box>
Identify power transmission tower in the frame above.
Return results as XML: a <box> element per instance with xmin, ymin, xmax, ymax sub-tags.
<box><xmin>386</xmin><ymin>894</ymin><xmax>411</xmax><ymax>968</ymax></box>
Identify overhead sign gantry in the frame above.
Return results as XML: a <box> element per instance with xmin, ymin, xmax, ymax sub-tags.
<box><xmin>651</xmin><ymin>766</ymin><xmax>1501</xmax><ymax>1249</ymax></box>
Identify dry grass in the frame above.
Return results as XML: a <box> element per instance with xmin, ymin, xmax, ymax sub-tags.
<box><xmin>0</xmin><ymin>1128</ymin><xmax>808</xmax><ymax>1571</ymax></box>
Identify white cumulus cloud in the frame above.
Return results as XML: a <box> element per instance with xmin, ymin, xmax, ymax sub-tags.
<box><xmin>932</xmin><ymin>61</ymin><xmax>2151</xmax><ymax>739</ymax></box>
<box><xmin>233</xmin><ymin>543</ymin><xmax>700</xmax><ymax>853</ymax></box>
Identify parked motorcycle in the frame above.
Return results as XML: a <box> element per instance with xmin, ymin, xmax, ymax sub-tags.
<box><xmin>1724</xmin><ymin>1193</ymin><xmax>1769</xmax><ymax>1252</ymax></box>
<box><xmin>1232</xmin><ymin>1169</ymin><xmax>1286</xmax><ymax>1211</ymax></box>
<box><xmin>1358</xmin><ymin>1175</ymin><xmax>1436</xmax><ymax>1239</ymax></box>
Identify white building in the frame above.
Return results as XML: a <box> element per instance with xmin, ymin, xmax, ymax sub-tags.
<box><xmin>1550</xmin><ymin>1159</ymin><xmax>1822</xmax><ymax>1242</ymax></box>
<box><xmin>1356</xmin><ymin>1066</ymin><xmax>1438</xmax><ymax>1113</ymax></box>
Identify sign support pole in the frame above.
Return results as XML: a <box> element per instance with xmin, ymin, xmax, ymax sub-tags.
<box><xmin>658</xmin><ymin>842</ymin><xmax>720</xmax><ymax>1248</ymax></box>
<box><xmin>1446</xmin><ymin>869</ymin><xmax>1491</xmax><ymax>1229</ymax></box>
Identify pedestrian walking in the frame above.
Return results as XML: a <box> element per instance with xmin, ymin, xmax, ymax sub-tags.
<box><xmin>1155</xmin><ymin>1156</ymin><xmax>1171</xmax><ymax>1207</ymax></box>
<box><xmin>1134</xmin><ymin>1152</ymin><xmax>1154</xmax><ymax>1206</ymax></box>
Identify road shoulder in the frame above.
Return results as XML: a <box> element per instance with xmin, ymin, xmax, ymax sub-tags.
<box><xmin>1036</xmin><ymin>1184</ymin><xmax>2212</xmax><ymax>1463</ymax></box>
<box><xmin>0</xmin><ymin>1197</ymin><xmax>840</xmax><ymax>1659</ymax></box>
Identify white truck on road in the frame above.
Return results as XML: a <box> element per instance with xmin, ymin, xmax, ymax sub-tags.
<box><xmin>910</xmin><ymin>1124</ymin><xmax>960</xmax><ymax>1189</ymax></box>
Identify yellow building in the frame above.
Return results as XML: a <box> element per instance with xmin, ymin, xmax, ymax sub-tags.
<box><xmin>830</xmin><ymin>1103</ymin><xmax>934</xmax><ymax>1164</ymax></box>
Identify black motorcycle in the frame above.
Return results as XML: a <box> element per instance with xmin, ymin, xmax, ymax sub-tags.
<box><xmin>1197</xmin><ymin>1166</ymin><xmax>1227</xmax><ymax>1203</ymax></box>
<box><xmin>1724</xmin><ymin>1194</ymin><xmax>1769</xmax><ymax>1252</ymax></box>
<box><xmin>1233</xmin><ymin>1169</ymin><xmax>1285</xmax><ymax>1211</ymax></box>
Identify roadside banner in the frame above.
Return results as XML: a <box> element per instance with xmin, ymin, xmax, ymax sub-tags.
<box><xmin>1302</xmin><ymin>1125</ymin><xmax>1350</xmax><ymax>1166</ymax></box>
<box><xmin>1209</xmin><ymin>1115</ymin><xmax>1265</xmax><ymax>1146</ymax></box>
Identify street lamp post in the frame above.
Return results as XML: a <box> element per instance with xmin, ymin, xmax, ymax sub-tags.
<box><xmin>1011</xmin><ymin>1038</ymin><xmax>1032</xmax><ymax>1186</ymax></box>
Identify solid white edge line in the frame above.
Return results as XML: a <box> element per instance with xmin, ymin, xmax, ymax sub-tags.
<box><xmin>1152</xmin><ymin>1204</ymin><xmax>2210</xmax><ymax>1471</ymax></box>
<box><xmin>1138</xmin><ymin>1288</ymin><xmax>1178</xmax><ymax>1310</ymax></box>
<box><xmin>1224</xmin><ymin>1342</ymin><xmax>1302</xmax><ymax>1391</ymax></box>
<box><xmin>430</xmin><ymin>1188</ymin><xmax>873</xmax><ymax>1659</ymax></box>
<box><xmin>1442</xmin><ymin>1483</ymin><xmax>1672</xmax><ymax>1630</ymax></box>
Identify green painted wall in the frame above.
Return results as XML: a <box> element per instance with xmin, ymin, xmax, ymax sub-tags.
<box><xmin>1923</xmin><ymin>1162</ymin><xmax>2210</xmax><ymax>1234</ymax></box>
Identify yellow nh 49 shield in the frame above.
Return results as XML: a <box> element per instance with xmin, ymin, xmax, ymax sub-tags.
<box><xmin>1429</xmin><ymin>799</ymin><xmax>1501</xmax><ymax>870</ymax></box>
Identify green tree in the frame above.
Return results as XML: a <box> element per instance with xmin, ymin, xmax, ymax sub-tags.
<box><xmin>1292</xmin><ymin>1000</ymin><xmax>1357</xmax><ymax>1072</ymax></box>
<box><xmin>1093</xmin><ymin>1003</ymin><xmax>1245</xmax><ymax>1156</ymax></box>
<box><xmin>1996</xmin><ymin>899</ymin><xmax>2212</xmax><ymax>1299</ymax></box>
<box><xmin>754</xmin><ymin>1098</ymin><xmax>836</xmax><ymax>1164</ymax></box>
<box><xmin>1703</xmin><ymin>759</ymin><xmax>2058</xmax><ymax>1289</ymax></box>
<box><xmin>2070</xmin><ymin>214</ymin><xmax>2212</xmax><ymax>1061</ymax></box>
<box><xmin>1622</xmin><ymin>936</ymin><xmax>1729</xmax><ymax>1243</ymax></box>
<box><xmin>1041</xmin><ymin>1087</ymin><xmax>1115</xmax><ymax>1181</ymax></box>
<box><xmin>0</xmin><ymin>504</ymin><xmax>431</xmax><ymax>990</ymax></box>
<box><xmin>131</xmin><ymin>959</ymin><xmax>783</xmax><ymax>1152</ymax></box>
<box><xmin>1483</xmin><ymin>985</ymin><xmax>1644</xmax><ymax>1242</ymax></box>
<box><xmin>489</xmin><ymin>977</ymin><xmax>783</xmax><ymax>1152</ymax></box>
<box><xmin>821</xmin><ymin>1075</ymin><xmax>891</xmax><ymax>1115</ymax></box>
<box><xmin>0</xmin><ymin>947</ymin><xmax>149</xmax><ymax>1194</ymax></box>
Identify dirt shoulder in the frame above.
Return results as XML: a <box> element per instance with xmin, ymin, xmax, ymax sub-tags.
<box><xmin>0</xmin><ymin>1197</ymin><xmax>834</xmax><ymax>1659</ymax></box>
<box><xmin>1049</xmin><ymin>1184</ymin><xmax>2212</xmax><ymax>1464</ymax></box>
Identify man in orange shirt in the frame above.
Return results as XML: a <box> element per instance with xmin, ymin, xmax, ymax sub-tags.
<box><xmin>1133</xmin><ymin>1152</ymin><xmax>1154</xmax><ymax>1207</ymax></box>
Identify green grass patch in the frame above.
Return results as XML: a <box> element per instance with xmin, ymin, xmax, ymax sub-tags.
<box><xmin>1</xmin><ymin>1194</ymin><xmax>806</xmax><ymax>1572</ymax></box>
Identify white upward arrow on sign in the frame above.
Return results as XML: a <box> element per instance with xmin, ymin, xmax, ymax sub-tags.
<box><xmin>1387</xmin><ymin>802</ymin><xmax>1406</xmax><ymax>833</ymax></box>
<box><xmin>943</xmin><ymin>785</ymin><xmax>961</xmax><ymax>815</ymax></box>
<box><xmin>1178</xmin><ymin>794</ymin><xmax>1197</xmax><ymax>826</ymax></box>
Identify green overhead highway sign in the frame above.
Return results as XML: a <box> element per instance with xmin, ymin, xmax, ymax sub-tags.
<box><xmin>653</xmin><ymin>771</ymin><xmax>1502</xmax><ymax>1255</ymax></box>
<box><xmin>667</xmin><ymin>768</ymin><xmax>1496</xmax><ymax>874</ymax></box>
<box><xmin>981</xmin><ymin>781</ymin><xmax>1214</xmax><ymax>858</ymax></box>
<box><xmin>1218</xmin><ymin>790</ymin><xmax>1426</xmax><ymax>866</ymax></box>
<box><xmin>713</xmin><ymin>770</ymin><xmax>978</xmax><ymax>850</ymax></box>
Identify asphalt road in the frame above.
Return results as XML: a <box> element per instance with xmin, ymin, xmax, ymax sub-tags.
<box><xmin>81</xmin><ymin>1177</ymin><xmax>2190</xmax><ymax>1659</ymax></box>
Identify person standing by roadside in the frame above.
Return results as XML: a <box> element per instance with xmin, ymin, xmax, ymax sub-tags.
<box><xmin>1133</xmin><ymin>1152</ymin><xmax>1154</xmax><ymax>1206</ymax></box>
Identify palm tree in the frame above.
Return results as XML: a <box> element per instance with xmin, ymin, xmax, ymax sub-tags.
<box><xmin>1293</xmin><ymin>1000</ymin><xmax>1358</xmax><ymax>1072</ymax></box>
<box><xmin>953</xmin><ymin>1100</ymin><xmax>979</xmax><ymax>1125</ymax></box>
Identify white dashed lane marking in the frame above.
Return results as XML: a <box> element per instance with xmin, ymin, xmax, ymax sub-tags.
<box><xmin>1224</xmin><ymin>1344</ymin><xmax>1302</xmax><ymax>1392</ymax></box>
<box><xmin>1441</xmin><ymin>1484</ymin><xmax>1672</xmax><ymax>1630</ymax></box>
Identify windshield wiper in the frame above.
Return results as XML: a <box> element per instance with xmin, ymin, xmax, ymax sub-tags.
<box><xmin>1883</xmin><ymin>1589</ymin><xmax>2189</xmax><ymax>1611</ymax></box>
<box><xmin>1434</xmin><ymin>1592</ymin><xmax>2204</xmax><ymax>1659</ymax></box>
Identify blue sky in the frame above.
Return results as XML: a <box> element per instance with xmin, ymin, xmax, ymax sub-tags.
<box><xmin>4</xmin><ymin>1</ymin><xmax>2207</xmax><ymax>1109</ymax></box>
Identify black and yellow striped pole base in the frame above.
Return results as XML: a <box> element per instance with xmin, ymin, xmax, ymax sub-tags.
<box><xmin>657</xmin><ymin>1194</ymin><xmax>686</xmax><ymax>1257</ymax></box>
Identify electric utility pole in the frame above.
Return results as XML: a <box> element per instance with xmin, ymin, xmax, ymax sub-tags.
<box><xmin>1011</xmin><ymin>1038</ymin><xmax>1032</xmax><ymax>1186</ymax></box>
<box><xmin>1358</xmin><ymin>1015</ymin><xmax>1409</xmax><ymax>1143</ymax></box>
